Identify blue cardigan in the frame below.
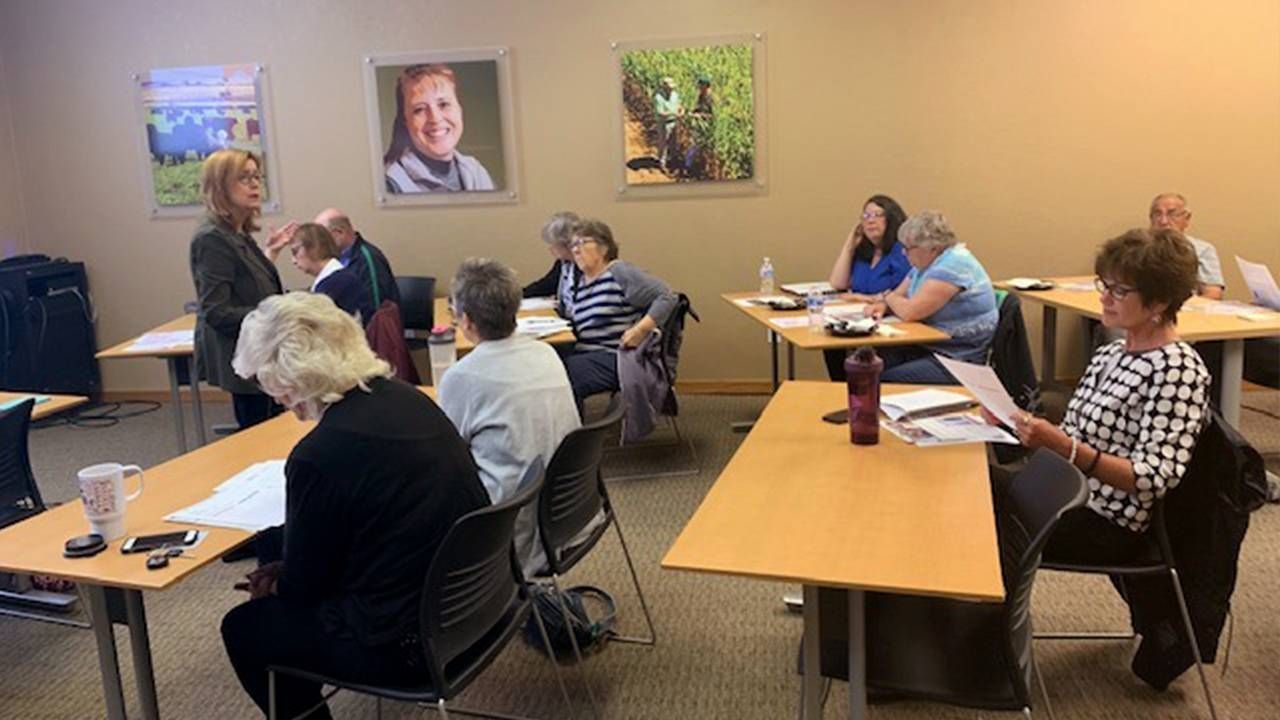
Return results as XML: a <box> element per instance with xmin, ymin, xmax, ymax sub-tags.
<box><xmin>317</xmin><ymin>268</ymin><xmax>376</xmax><ymax>326</ymax></box>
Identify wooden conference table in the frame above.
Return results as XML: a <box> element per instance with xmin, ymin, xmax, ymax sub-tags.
<box><xmin>96</xmin><ymin>314</ymin><xmax>205</xmax><ymax>453</ymax></box>
<box><xmin>0</xmin><ymin>391</ymin><xmax>89</xmax><ymax>420</ymax></box>
<box><xmin>0</xmin><ymin>388</ymin><xmax>438</xmax><ymax>719</ymax></box>
<box><xmin>663</xmin><ymin>381</ymin><xmax>1003</xmax><ymax>719</ymax></box>
<box><xmin>1003</xmin><ymin>276</ymin><xmax>1280</xmax><ymax>426</ymax></box>
<box><xmin>432</xmin><ymin>297</ymin><xmax>575</xmax><ymax>353</ymax></box>
<box><xmin>723</xmin><ymin>292</ymin><xmax>951</xmax><ymax>391</ymax></box>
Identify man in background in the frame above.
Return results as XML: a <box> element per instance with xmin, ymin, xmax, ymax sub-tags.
<box><xmin>1149</xmin><ymin>192</ymin><xmax>1225</xmax><ymax>299</ymax></box>
<box><xmin>314</xmin><ymin>208</ymin><xmax>401</xmax><ymax>308</ymax></box>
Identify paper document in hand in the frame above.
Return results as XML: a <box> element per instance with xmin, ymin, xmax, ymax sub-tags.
<box><xmin>519</xmin><ymin>297</ymin><xmax>558</xmax><ymax>311</ymax></box>
<box><xmin>880</xmin><ymin>388</ymin><xmax>975</xmax><ymax>421</ymax></box>
<box><xmin>1235</xmin><ymin>256</ymin><xmax>1280</xmax><ymax>310</ymax></box>
<box><xmin>934</xmin><ymin>355</ymin><xmax>1022</xmax><ymax>428</ymax></box>
<box><xmin>128</xmin><ymin>330</ymin><xmax>195</xmax><ymax>352</ymax></box>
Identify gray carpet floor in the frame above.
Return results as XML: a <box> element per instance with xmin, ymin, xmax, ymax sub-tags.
<box><xmin>1</xmin><ymin>390</ymin><xmax>1279</xmax><ymax>719</ymax></box>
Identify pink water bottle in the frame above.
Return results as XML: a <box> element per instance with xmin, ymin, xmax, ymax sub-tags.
<box><xmin>844</xmin><ymin>347</ymin><xmax>884</xmax><ymax>445</ymax></box>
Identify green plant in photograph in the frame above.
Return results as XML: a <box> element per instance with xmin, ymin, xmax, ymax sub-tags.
<box><xmin>621</xmin><ymin>43</ymin><xmax>754</xmax><ymax>182</ymax></box>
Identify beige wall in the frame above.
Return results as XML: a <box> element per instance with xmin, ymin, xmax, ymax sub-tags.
<box><xmin>0</xmin><ymin>48</ymin><xmax>30</xmax><ymax>256</ymax></box>
<box><xmin>0</xmin><ymin>0</ymin><xmax>1277</xmax><ymax>392</ymax></box>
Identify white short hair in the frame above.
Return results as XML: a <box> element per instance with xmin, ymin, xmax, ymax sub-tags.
<box><xmin>898</xmin><ymin>210</ymin><xmax>957</xmax><ymax>250</ymax></box>
<box><xmin>233</xmin><ymin>292</ymin><xmax>392</xmax><ymax>410</ymax></box>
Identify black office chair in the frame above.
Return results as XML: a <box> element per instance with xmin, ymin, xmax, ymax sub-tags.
<box><xmin>0</xmin><ymin>399</ymin><xmax>85</xmax><ymax>625</ymax></box>
<box><xmin>267</xmin><ymin>463</ymin><xmax>572</xmax><ymax>720</ymax></box>
<box><xmin>813</xmin><ymin>449</ymin><xmax>1085</xmax><ymax>718</ymax></box>
<box><xmin>535</xmin><ymin>396</ymin><xmax>656</xmax><ymax>717</ymax></box>
<box><xmin>396</xmin><ymin>276</ymin><xmax>436</xmax><ymax>346</ymax></box>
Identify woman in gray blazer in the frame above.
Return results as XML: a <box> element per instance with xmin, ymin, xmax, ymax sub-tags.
<box><xmin>189</xmin><ymin>149</ymin><xmax>295</xmax><ymax>428</ymax></box>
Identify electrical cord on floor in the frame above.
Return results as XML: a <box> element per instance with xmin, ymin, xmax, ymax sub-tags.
<box><xmin>1243</xmin><ymin>403</ymin><xmax>1280</xmax><ymax>421</ymax></box>
<box><xmin>32</xmin><ymin>401</ymin><xmax>162</xmax><ymax>429</ymax></box>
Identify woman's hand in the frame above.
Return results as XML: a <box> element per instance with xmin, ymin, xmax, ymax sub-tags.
<box><xmin>264</xmin><ymin>221</ymin><xmax>300</xmax><ymax>262</ymax></box>
<box><xmin>239</xmin><ymin>560</ymin><xmax>283</xmax><ymax>599</ymax></box>
<box><xmin>620</xmin><ymin>323</ymin><xmax>652</xmax><ymax>348</ymax></box>
<box><xmin>1012</xmin><ymin>411</ymin><xmax>1069</xmax><ymax>452</ymax></box>
<box><xmin>866</xmin><ymin>301</ymin><xmax>888</xmax><ymax>320</ymax></box>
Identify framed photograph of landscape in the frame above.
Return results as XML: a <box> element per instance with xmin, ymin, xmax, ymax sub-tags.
<box><xmin>612</xmin><ymin>33</ymin><xmax>768</xmax><ymax>199</ymax></box>
<box><xmin>363</xmin><ymin>48</ymin><xmax>519</xmax><ymax>207</ymax></box>
<box><xmin>133</xmin><ymin>63</ymin><xmax>280</xmax><ymax>218</ymax></box>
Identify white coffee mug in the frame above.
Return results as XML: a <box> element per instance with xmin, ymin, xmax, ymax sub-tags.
<box><xmin>77</xmin><ymin>463</ymin><xmax>144</xmax><ymax>541</ymax></box>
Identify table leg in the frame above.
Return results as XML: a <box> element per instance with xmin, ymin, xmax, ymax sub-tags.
<box><xmin>801</xmin><ymin>585</ymin><xmax>822</xmax><ymax>719</ymax></box>
<box><xmin>1040</xmin><ymin>306</ymin><xmax>1057</xmax><ymax>389</ymax></box>
<box><xmin>787</xmin><ymin>343</ymin><xmax>796</xmax><ymax>381</ymax></box>
<box><xmin>771</xmin><ymin>331</ymin><xmax>780</xmax><ymax>392</ymax></box>
<box><xmin>180</xmin><ymin>356</ymin><xmax>208</xmax><ymax>447</ymax></box>
<box><xmin>84</xmin><ymin>584</ymin><xmax>128</xmax><ymax>720</ymax></box>
<box><xmin>1220</xmin><ymin>339</ymin><xmax>1243</xmax><ymax>427</ymax></box>
<box><xmin>165</xmin><ymin>359</ymin><xmax>188</xmax><ymax>454</ymax></box>
<box><xmin>124</xmin><ymin>589</ymin><xmax>160</xmax><ymax>720</ymax></box>
<box><xmin>847</xmin><ymin>589</ymin><xmax>867</xmax><ymax>720</ymax></box>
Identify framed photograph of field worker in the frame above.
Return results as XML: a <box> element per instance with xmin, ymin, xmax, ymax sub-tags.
<box><xmin>363</xmin><ymin>48</ymin><xmax>519</xmax><ymax>207</ymax></box>
<box><xmin>613</xmin><ymin>33</ymin><xmax>768</xmax><ymax>199</ymax></box>
<box><xmin>132</xmin><ymin>63</ymin><xmax>280</xmax><ymax>218</ymax></box>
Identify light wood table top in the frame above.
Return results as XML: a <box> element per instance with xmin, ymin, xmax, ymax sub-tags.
<box><xmin>0</xmin><ymin>392</ymin><xmax>89</xmax><ymax>420</ymax></box>
<box><xmin>662</xmin><ymin>381</ymin><xmax>1003</xmax><ymax>602</ymax></box>
<box><xmin>96</xmin><ymin>314</ymin><xmax>196</xmax><ymax>360</ymax></box>
<box><xmin>0</xmin><ymin>386</ymin><xmax>438</xmax><ymax>591</ymax></box>
<box><xmin>722</xmin><ymin>292</ymin><xmax>951</xmax><ymax>350</ymax></box>
<box><xmin>433</xmin><ymin>297</ymin><xmax>576</xmax><ymax>353</ymax></box>
<box><xmin>1000</xmin><ymin>276</ymin><xmax>1280</xmax><ymax>343</ymax></box>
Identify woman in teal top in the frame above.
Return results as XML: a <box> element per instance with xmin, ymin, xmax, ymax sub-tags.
<box><xmin>824</xmin><ymin>194</ymin><xmax>911</xmax><ymax>379</ymax></box>
<box><xmin>866</xmin><ymin>211</ymin><xmax>998</xmax><ymax>384</ymax></box>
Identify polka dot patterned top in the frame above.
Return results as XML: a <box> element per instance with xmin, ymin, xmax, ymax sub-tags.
<box><xmin>1062</xmin><ymin>339</ymin><xmax>1209</xmax><ymax>533</ymax></box>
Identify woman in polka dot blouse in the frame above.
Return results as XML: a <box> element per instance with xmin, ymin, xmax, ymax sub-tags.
<box><xmin>1004</xmin><ymin>228</ymin><xmax>1209</xmax><ymax>561</ymax></box>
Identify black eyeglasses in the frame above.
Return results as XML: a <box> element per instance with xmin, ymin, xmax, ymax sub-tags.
<box><xmin>1094</xmin><ymin>277</ymin><xmax>1137</xmax><ymax>300</ymax></box>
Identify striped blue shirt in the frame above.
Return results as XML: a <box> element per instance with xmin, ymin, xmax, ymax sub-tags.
<box><xmin>571</xmin><ymin>270</ymin><xmax>641</xmax><ymax>351</ymax></box>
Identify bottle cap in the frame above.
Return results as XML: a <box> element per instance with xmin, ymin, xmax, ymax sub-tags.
<box><xmin>428</xmin><ymin>326</ymin><xmax>455</xmax><ymax>343</ymax></box>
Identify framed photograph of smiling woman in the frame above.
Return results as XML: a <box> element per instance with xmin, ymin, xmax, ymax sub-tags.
<box><xmin>363</xmin><ymin>49</ymin><xmax>519</xmax><ymax>207</ymax></box>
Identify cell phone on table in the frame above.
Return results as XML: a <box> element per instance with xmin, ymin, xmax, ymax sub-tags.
<box><xmin>821</xmin><ymin>408</ymin><xmax>849</xmax><ymax>424</ymax></box>
<box><xmin>121</xmin><ymin>530</ymin><xmax>198</xmax><ymax>554</ymax></box>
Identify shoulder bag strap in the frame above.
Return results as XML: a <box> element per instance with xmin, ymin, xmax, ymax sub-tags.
<box><xmin>359</xmin><ymin>244</ymin><xmax>381</xmax><ymax>307</ymax></box>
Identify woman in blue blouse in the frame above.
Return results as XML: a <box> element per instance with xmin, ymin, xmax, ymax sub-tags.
<box><xmin>866</xmin><ymin>210</ymin><xmax>998</xmax><ymax>384</ymax></box>
<box><xmin>823</xmin><ymin>194</ymin><xmax>911</xmax><ymax>380</ymax></box>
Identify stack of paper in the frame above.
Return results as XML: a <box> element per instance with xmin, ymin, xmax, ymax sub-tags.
<box><xmin>884</xmin><ymin>414</ymin><xmax>1018</xmax><ymax>447</ymax></box>
<box><xmin>516</xmin><ymin>316</ymin><xmax>572</xmax><ymax>338</ymax></box>
<box><xmin>165</xmin><ymin>460</ymin><xmax>286</xmax><ymax>532</ymax></box>
<box><xmin>1234</xmin><ymin>256</ymin><xmax>1280</xmax><ymax>311</ymax></box>
<box><xmin>823</xmin><ymin>303</ymin><xmax>868</xmax><ymax>320</ymax></box>
<box><xmin>519</xmin><ymin>297</ymin><xmax>558</xmax><ymax>311</ymax></box>
<box><xmin>128</xmin><ymin>330</ymin><xmax>194</xmax><ymax>352</ymax></box>
<box><xmin>880</xmin><ymin>388</ymin><xmax>976</xmax><ymax>421</ymax></box>
<box><xmin>780</xmin><ymin>281</ymin><xmax>838</xmax><ymax>296</ymax></box>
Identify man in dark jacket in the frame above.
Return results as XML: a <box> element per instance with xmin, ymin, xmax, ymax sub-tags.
<box><xmin>315</xmin><ymin>208</ymin><xmax>400</xmax><ymax>308</ymax></box>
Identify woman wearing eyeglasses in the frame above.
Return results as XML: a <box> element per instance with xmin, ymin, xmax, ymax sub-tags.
<box><xmin>189</xmin><ymin>149</ymin><xmax>297</xmax><ymax>428</ymax></box>
<box><xmin>824</xmin><ymin>194</ymin><xmax>911</xmax><ymax>379</ymax></box>
<box><xmin>1002</xmin><ymin>228</ymin><xmax>1209</xmax><ymax>546</ymax></box>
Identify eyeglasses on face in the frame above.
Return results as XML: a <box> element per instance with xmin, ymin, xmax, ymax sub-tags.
<box><xmin>1095</xmin><ymin>276</ymin><xmax>1137</xmax><ymax>300</ymax></box>
<box><xmin>1149</xmin><ymin>209</ymin><xmax>1187</xmax><ymax>221</ymax></box>
<box><xmin>570</xmin><ymin>237</ymin><xmax>599</xmax><ymax>250</ymax></box>
<box><xmin>236</xmin><ymin>172</ymin><xmax>264</xmax><ymax>186</ymax></box>
<box><xmin>861</xmin><ymin>211</ymin><xmax>886</xmax><ymax>221</ymax></box>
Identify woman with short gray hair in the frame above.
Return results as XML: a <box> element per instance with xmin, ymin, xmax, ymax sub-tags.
<box><xmin>522</xmin><ymin>211</ymin><xmax>581</xmax><ymax>317</ymax></box>
<box><xmin>866</xmin><ymin>210</ymin><xmax>998</xmax><ymax>383</ymax></box>
<box><xmin>440</xmin><ymin>258</ymin><xmax>581</xmax><ymax>576</ymax></box>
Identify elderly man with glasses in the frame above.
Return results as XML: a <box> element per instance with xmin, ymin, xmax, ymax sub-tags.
<box><xmin>1148</xmin><ymin>193</ymin><xmax>1225</xmax><ymax>300</ymax></box>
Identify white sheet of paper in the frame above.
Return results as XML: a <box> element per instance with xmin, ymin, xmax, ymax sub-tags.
<box><xmin>880</xmin><ymin>388</ymin><xmax>974</xmax><ymax>421</ymax></box>
<box><xmin>1059</xmin><ymin>281</ymin><xmax>1094</xmax><ymax>292</ymax></box>
<box><xmin>914</xmin><ymin>414</ymin><xmax>1020</xmax><ymax>445</ymax></box>
<box><xmin>165</xmin><ymin>484</ymin><xmax>285</xmax><ymax>532</ymax></box>
<box><xmin>823</xmin><ymin>303</ymin><xmax>867</xmax><ymax>319</ymax></box>
<box><xmin>519</xmin><ymin>297</ymin><xmax>557</xmax><ymax>311</ymax></box>
<box><xmin>128</xmin><ymin>330</ymin><xmax>194</xmax><ymax>352</ymax></box>
<box><xmin>935</xmin><ymin>355</ymin><xmax>1022</xmax><ymax>428</ymax></box>
<box><xmin>768</xmin><ymin>316</ymin><xmax>811</xmax><ymax>329</ymax></box>
<box><xmin>213</xmin><ymin>460</ymin><xmax>286</xmax><ymax>494</ymax></box>
<box><xmin>780</xmin><ymin>281</ymin><xmax>837</xmax><ymax>296</ymax></box>
<box><xmin>1235</xmin><ymin>256</ymin><xmax>1280</xmax><ymax>310</ymax></box>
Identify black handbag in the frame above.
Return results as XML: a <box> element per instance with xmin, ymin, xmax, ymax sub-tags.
<box><xmin>523</xmin><ymin>584</ymin><xmax>616</xmax><ymax>661</ymax></box>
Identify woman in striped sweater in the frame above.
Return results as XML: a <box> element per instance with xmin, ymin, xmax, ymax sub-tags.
<box><xmin>563</xmin><ymin>218</ymin><xmax>678</xmax><ymax>406</ymax></box>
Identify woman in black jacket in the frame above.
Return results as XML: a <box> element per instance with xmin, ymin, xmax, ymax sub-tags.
<box><xmin>188</xmin><ymin>149</ymin><xmax>295</xmax><ymax>428</ymax></box>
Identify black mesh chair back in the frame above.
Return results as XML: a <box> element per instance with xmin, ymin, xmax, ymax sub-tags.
<box><xmin>538</xmin><ymin>396</ymin><xmax>624</xmax><ymax>575</ymax></box>
<box><xmin>419</xmin><ymin>461</ymin><xmax>544</xmax><ymax>700</ymax></box>
<box><xmin>0</xmin><ymin>399</ymin><xmax>42</xmax><ymax>530</ymax></box>
<box><xmin>395</xmin><ymin>276</ymin><xmax>436</xmax><ymax>332</ymax></box>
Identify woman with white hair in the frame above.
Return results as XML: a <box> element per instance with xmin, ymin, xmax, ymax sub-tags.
<box><xmin>866</xmin><ymin>210</ymin><xmax>998</xmax><ymax>383</ymax></box>
<box><xmin>219</xmin><ymin>292</ymin><xmax>488</xmax><ymax>720</ymax></box>
<box><xmin>521</xmin><ymin>210</ymin><xmax>581</xmax><ymax>317</ymax></box>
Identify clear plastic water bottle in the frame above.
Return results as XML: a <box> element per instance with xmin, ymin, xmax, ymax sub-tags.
<box><xmin>758</xmin><ymin>257</ymin><xmax>775</xmax><ymax>295</ymax></box>
<box><xmin>806</xmin><ymin>289</ymin><xmax>825</xmax><ymax>332</ymax></box>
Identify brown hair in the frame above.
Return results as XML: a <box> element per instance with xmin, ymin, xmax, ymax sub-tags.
<box><xmin>1095</xmin><ymin>228</ymin><xmax>1198</xmax><ymax>324</ymax></box>
<box><xmin>572</xmin><ymin>218</ymin><xmax>619</xmax><ymax>261</ymax></box>
<box><xmin>200</xmin><ymin>149</ymin><xmax>261</xmax><ymax>233</ymax></box>
<box><xmin>289</xmin><ymin>223</ymin><xmax>339</xmax><ymax>262</ymax></box>
<box><xmin>382</xmin><ymin>64</ymin><xmax>458</xmax><ymax>165</ymax></box>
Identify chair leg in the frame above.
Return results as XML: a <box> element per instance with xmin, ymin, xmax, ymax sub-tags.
<box><xmin>438</xmin><ymin>699</ymin><xmax>451</xmax><ymax>720</ymax></box>
<box><xmin>608</xmin><ymin>515</ymin><xmax>657</xmax><ymax>646</ymax></box>
<box><xmin>605</xmin><ymin>415</ymin><xmax>700</xmax><ymax>481</ymax></box>
<box><xmin>1220</xmin><ymin>609</ymin><xmax>1234</xmax><ymax>677</ymax></box>
<box><xmin>1168</xmin><ymin>568</ymin><xmax>1218</xmax><ymax>720</ymax></box>
<box><xmin>376</xmin><ymin>696</ymin><xmax>382</xmax><ymax>720</ymax></box>
<box><xmin>269</xmin><ymin>671</ymin><xmax>277</xmax><ymax>720</ymax></box>
<box><xmin>550</xmin><ymin>574</ymin><xmax>603</xmax><ymax>719</ymax></box>
<box><xmin>1032</xmin><ymin>656</ymin><xmax>1056</xmax><ymax>720</ymax></box>
<box><xmin>528</xmin><ymin>597</ymin><xmax>579</xmax><ymax>720</ymax></box>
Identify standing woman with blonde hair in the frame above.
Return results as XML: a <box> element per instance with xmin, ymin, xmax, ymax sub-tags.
<box><xmin>189</xmin><ymin>148</ymin><xmax>296</xmax><ymax>429</ymax></box>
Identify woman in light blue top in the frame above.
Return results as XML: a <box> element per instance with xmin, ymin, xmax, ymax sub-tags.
<box><xmin>866</xmin><ymin>211</ymin><xmax>998</xmax><ymax>384</ymax></box>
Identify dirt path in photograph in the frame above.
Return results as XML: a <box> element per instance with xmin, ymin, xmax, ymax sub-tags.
<box><xmin>625</xmin><ymin>114</ymin><xmax>671</xmax><ymax>185</ymax></box>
